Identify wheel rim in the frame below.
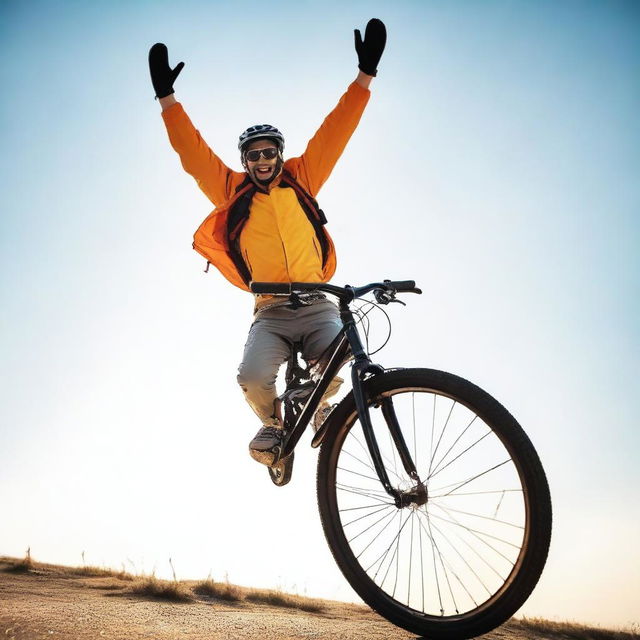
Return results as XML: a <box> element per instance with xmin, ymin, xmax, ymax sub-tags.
<box><xmin>331</xmin><ymin>386</ymin><xmax>530</xmax><ymax>619</ymax></box>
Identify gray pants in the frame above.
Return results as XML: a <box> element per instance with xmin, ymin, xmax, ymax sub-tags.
<box><xmin>237</xmin><ymin>300</ymin><xmax>344</xmax><ymax>425</ymax></box>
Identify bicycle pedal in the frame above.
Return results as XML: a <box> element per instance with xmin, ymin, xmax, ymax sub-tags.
<box><xmin>250</xmin><ymin>445</ymin><xmax>280</xmax><ymax>467</ymax></box>
<box><xmin>268</xmin><ymin>450</ymin><xmax>295</xmax><ymax>487</ymax></box>
<box><xmin>270</xmin><ymin>445</ymin><xmax>283</xmax><ymax>466</ymax></box>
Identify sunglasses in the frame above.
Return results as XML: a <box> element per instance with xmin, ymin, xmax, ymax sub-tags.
<box><xmin>245</xmin><ymin>147</ymin><xmax>279</xmax><ymax>162</ymax></box>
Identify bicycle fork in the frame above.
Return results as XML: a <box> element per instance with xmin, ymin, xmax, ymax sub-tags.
<box><xmin>344</xmin><ymin>315</ymin><xmax>428</xmax><ymax>509</ymax></box>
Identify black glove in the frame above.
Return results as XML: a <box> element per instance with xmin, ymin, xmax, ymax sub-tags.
<box><xmin>354</xmin><ymin>18</ymin><xmax>387</xmax><ymax>77</ymax></box>
<box><xmin>148</xmin><ymin>43</ymin><xmax>184</xmax><ymax>99</ymax></box>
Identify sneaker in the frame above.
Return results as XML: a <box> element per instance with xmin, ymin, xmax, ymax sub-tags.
<box><xmin>312</xmin><ymin>402</ymin><xmax>336</xmax><ymax>433</ymax></box>
<box><xmin>249</xmin><ymin>425</ymin><xmax>284</xmax><ymax>466</ymax></box>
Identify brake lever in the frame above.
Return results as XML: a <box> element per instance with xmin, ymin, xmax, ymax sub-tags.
<box><xmin>373</xmin><ymin>289</ymin><xmax>406</xmax><ymax>306</ymax></box>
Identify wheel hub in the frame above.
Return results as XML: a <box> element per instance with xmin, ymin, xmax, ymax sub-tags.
<box><xmin>397</xmin><ymin>481</ymin><xmax>428</xmax><ymax>508</ymax></box>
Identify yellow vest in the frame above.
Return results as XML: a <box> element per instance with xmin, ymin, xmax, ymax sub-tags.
<box><xmin>240</xmin><ymin>183</ymin><xmax>323</xmax><ymax>283</ymax></box>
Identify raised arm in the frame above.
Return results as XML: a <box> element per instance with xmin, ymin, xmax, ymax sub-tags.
<box><xmin>292</xmin><ymin>19</ymin><xmax>386</xmax><ymax>196</ymax></box>
<box><xmin>149</xmin><ymin>43</ymin><xmax>242</xmax><ymax>206</ymax></box>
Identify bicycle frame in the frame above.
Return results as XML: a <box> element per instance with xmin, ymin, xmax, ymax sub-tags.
<box><xmin>281</xmin><ymin>297</ymin><xmax>422</xmax><ymax>507</ymax></box>
<box><xmin>251</xmin><ymin>281</ymin><xmax>551</xmax><ymax>637</ymax></box>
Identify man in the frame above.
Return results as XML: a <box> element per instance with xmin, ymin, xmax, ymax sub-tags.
<box><xmin>149</xmin><ymin>19</ymin><xmax>386</xmax><ymax>466</ymax></box>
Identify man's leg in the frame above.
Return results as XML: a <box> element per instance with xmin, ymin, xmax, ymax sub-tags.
<box><xmin>237</xmin><ymin>316</ymin><xmax>290</xmax><ymax>464</ymax></box>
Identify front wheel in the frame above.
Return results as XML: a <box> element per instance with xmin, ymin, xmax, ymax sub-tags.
<box><xmin>316</xmin><ymin>368</ymin><xmax>551</xmax><ymax>639</ymax></box>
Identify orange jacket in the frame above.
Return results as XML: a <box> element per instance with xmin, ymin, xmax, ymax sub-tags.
<box><xmin>161</xmin><ymin>81</ymin><xmax>370</xmax><ymax>291</ymax></box>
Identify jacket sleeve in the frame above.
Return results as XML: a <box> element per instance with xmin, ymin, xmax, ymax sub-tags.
<box><xmin>290</xmin><ymin>82</ymin><xmax>370</xmax><ymax>197</ymax></box>
<box><xmin>161</xmin><ymin>103</ymin><xmax>245</xmax><ymax>206</ymax></box>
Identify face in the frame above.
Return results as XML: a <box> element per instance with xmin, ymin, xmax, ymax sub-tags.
<box><xmin>244</xmin><ymin>139</ymin><xmax>280</xmax><ymax>184</ymax></box>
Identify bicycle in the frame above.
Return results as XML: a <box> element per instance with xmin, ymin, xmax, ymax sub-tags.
<box><xmin>250</xmin><ymin>279</ymin><xmax>552</xmax><ymax>640</ymax></box>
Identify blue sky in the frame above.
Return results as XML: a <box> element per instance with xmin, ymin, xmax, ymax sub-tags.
<box><xmin>1</xmin><ymin>0</ymin><xmax>639</xmax><ymax>629</ymax></box>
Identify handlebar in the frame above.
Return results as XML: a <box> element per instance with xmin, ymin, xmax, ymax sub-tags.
<box><xmin>250</xmin><ymin>280</ymin><xmax>423</xmax><ymax>302</ymax></box>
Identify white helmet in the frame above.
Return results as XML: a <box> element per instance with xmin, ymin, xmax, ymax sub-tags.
<box><xmin>238</xmin><ymin>124</ymin><xmax>285</xmax><ymax>152</ymax></box>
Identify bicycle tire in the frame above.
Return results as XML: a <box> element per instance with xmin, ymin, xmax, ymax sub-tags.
<box><xmin>316</xmin><ymin>368</ymin><xmax>551</xmax><ymax>639</ymax></box>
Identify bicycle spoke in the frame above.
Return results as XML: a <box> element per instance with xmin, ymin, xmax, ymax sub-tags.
<box><xmin>436</xmin><ymin>504</ymin><xmax>524</xmax><ymax>531</ymax></box>
<box><xmin>429</xmin><ymin>429</ymin><xmax>493</xmax><ymax>483</ymax></box>
<box><xmin>348</xmin><ymin>505</ymin><xmax>398</xmax><ymax>545</ymax></box>
<box><xmin>361</xmin><ymin>510</ymin><xmax>402</xmax><ymax>567</ymax></box>
<box><xmin>429</xmin><ymin>399</ymin><xmax>456</xmax><ymax>475</ymax></box>
<box><xmin>436</xmin><ymin>526</ymin><xmax>461</xmax><ymax>615</ymax></box>
<box><xmin>346</xmin><ymin>429</ymin><xmax>405</xmax><ymax>484</ymax></box>
<box><xmin>428</xmin><ymin>414</ymin><xmax>478</xmax><ymax>481</ymax></box>
<box><xmin>337</xmin><ymin>480</ymin><xmax>389</xmax><ymax>495</ymax></box>
<box><xmin>493</xmin><ymin>490</ymin><xmax>506</xmax><ymax>518</ymax></box>
<box><xmin>378</xmin><ymin>512</ymin><xmax>412</xmax><ymax>590</ymax></box>
<box><xmin>430</xmin><ymin>513</ymin><xmax>463</xmax><ymax>614</ymax></box>
<box><xmin>417</xmin><ymin>511</ymin><xmax>482</xmax><ymax>607</ymax></box>
<box><xmin>430</xmin><ymin>510</ymin><xmax>514</xmax><ymax>584</ymax></box>
<box><xmin>337</xmin><ymin>482</ymin><xmax>390</xmax><ymax>498</ymax></box>
<box><xmin>430</xmin><ymin>488</ymin><xmax>522</xmax><ymax>499</ymax></box>
<box><xmin>427</xmin><ymin>510</ymin><xmax>510</xmax><ymax>584</ymax></box>
<box><xmin>336</xmin><ymin>483</ymin><xmax>392</xmax><ymax>505</ymax></box>
<box><xmin>429</xmin><ymin>423</ymin><xmax>489</xmax><ymax>481</ymax></box>
<box><xmin>408</xmin><ymin>511</ymin><xmax>414</xmax><ymax>607</ymax></box>
<box><xmin>392</xmin><ymin>511</ymin><xmax>402</xmax><ymax>598</ymax></box>
<box><xmin>432</xmin><ymin>458</ymin><xmax>513</xmax><ymax>498</ymax></box>
<box><xmin>342</xmin><ymin>504</ymin><xmax>395</xmax><ymax>528</ymax></box>
<box><xmin>341</xmin><ymin>448</ymin><xmax>378</xmax><ymax>474</ymax></box>
<box><xmin>419</xmin><ymin>513</ymin><xmax>425</xmax><ymax>612</ymax></box>
<box><xmin>425</xmin><ymin>509</ymin><xmax>445</xmax><ymax>613</ymax></box>
<box><xmin>340</xmin><ymin>502</ymin><xmax>394</xmax><ymax>513</ymax></box>
<box><xmin>429</xmin><ymin>394</ymin><xmax>436</xmax><ymax>473</ymax></box>
<box><xmin>337</xmin><ymin>466</ymin><xmax>383</xmax><ymax>484</ymax></box>
<box><xmin>428</xmin><ymin>506</ymin><xmax>521</xmax><ymax>555</ymax></box>
<box><xmin>364</xmin><ymin>510</ymin><xmax>410</xmax><ymax>575</ymax></box>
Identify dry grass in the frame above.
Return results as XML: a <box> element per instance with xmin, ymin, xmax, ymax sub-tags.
<box><xmin>2</xmin><ymin>549</ymin><xmax>35</xmax><ymax>573</ymax></box>
<box><xmin>61</xmin><ymin>565</ymin><xmax>134</xmax><ymax>580</ymax></box>
<box><xmin>128</xmin><ymin>575</ymin><xmax>195</xmax><ymax>603</ymax></box>
<box><xmin>1</xmin><ymin>552</ymin><xmax>134</xmax><ymax>582</ymax></box>
<box><xmin>245</xmin><ymin>587</ymin><xmax>326</xmax><ymax>613</ymax></box>
<box><xmin>3</xmin><ymin>558</ymin><xmax>34</xmax><ymax>573</ymax></box>
<box><xmin>192</xmin><ymin>579</ymin><xmax>326</xmax><ymax>612</ymax></box>
<box><xmin>513</xmin><ymin>617</ymin><xmax>640</xmax><ymax>640</ymax></box>
<box><xmin>193</xmin><ymin>578</ymin><xmax>245</xmax><ymax>602</ymax></box>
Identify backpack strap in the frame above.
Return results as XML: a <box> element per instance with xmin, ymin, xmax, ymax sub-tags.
<box><xmin>225</xmin><ymin>176</ymin><xmax>256</xmax><ymax>286</ymax></box>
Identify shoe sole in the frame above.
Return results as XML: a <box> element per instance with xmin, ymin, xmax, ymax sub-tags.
<box><xmin>249</xmin><ymin>447</ymin><xmax>279</xmax><ymax>466</ymax></box>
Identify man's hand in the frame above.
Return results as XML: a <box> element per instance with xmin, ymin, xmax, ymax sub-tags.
<box><xmin>148</xmin><ymin>43</ymin><xmax>184</xmax><ymax>99</ymax></box>
<box><xmin>354</xmin><ymin>18</ymin><xmax>387</xmax><ymax>77</ymax></box>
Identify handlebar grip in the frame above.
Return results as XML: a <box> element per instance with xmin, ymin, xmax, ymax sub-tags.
<box><xmin>387</xmin><ymin>280</ymin><xmax>416</xmax><ymax>292</ymax></box>
<box><xmin>250</xmin><ymin>281</ymin><xmax>293</xmax><ymax>294</ymax></box>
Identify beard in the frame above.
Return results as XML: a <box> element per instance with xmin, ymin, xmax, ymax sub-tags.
<box><xmin>248</xmin><ymin>156</ymin><xmax>284</xmax><ymax>187</ymax></box>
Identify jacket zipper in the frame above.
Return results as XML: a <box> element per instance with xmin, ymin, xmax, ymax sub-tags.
<box><xmin>243</xmin><ymin>247</ymin><xmax>253</xmax><ymax>275</ymax></box>
<box><xmin>279</xmin><ymin>238</ymin><xmax>291</xmax><ymax>280</ymax></box>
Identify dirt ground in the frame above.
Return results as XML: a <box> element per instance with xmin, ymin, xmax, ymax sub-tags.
<box><xmin>0</xmin><ymin>558</ymin><xmax>562</xmax><ymax>640</ymax></box>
